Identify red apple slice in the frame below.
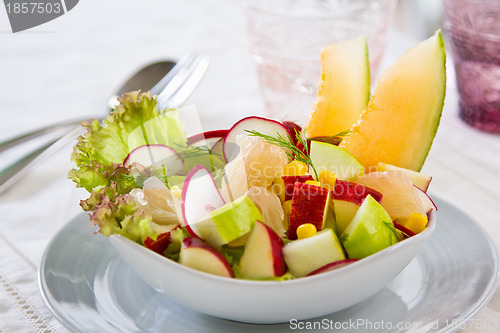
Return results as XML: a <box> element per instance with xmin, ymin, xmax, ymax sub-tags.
<box><xmin>181</xmin><ymin>165</ymin><xmax>226</xmax><ymax>238</ymax></box>
<box><xmin>282</xmin><ymin>175</ymin><xmax>314</xmax><ymax>201</ymax></box>
<box><xmin>332</xmin><ymin>180</ymin><xmax>384</xmax><ymax>233</ymax></box>
<box><xmin>223</xmin><ymin>116</ymin><xmax>292</xmax><ymax>161</ymax></box>
<box><xmin>179</xmin><ymin>237</ymin><xmax>234</xmax><ymax>278</ymax></box>
<box><xmin>144</xmin><ymin>226</ymin><xmax>180</xmax><ymax>254</ymax></box>
<box><xmin>187</xmin><ymin>129</ymin><xmax>229</xmax><ymax>147</ymax></box>
<box><xmin>124</xmin><ymin>144</ymin><xmax>184</xmax><ymax>175</ymax></box>
<box><xmin>282</xmin><ymin>121</ymin><xmax>302</xmax><ymax>145</ymax></box>
<box><xmin>307</xmin><ymin>259</ymin><xmax>358</xmax><ymax>276</ymax></box>
<box><xmin>288</xmin><ymin>182</ymin><xmax>331</xmax><ymax>240</ymax></box>
<box><xmin>393</xmin><ymin>221</ymin><xmax>416</xmax><ymax>237</ymax></box>
<box><xmin>239</xmin><ymin>221</ymin><xmax>286</xmax><ymax>279</ymax></box>
<box><xmin>332</xmin><ymin>180</ymin><xmax>383</xmax><ymax>204</ymax></box>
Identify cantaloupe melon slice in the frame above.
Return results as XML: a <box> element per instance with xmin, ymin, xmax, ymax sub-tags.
<box><xmin>339</xmin><ymin>31</ymin><xmax>446</xmax><ymax>172</ymax></box>
<box><xmin>304</xmin><ymin>37</ymin><xmax>370</xmax><ymax>138</ymax></box>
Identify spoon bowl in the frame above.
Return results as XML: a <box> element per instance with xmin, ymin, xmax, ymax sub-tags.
<box><xmin>108</xmin><ymin>61</ymin><xmax>176</xmax><ymax>109</ymax></box>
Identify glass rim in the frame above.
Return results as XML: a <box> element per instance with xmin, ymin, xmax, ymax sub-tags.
<box><xmin>240</xmin><ymin>0</ymin><xmax>397</xmax><ymax>20</ymax></box>
<box><xmin>444</xmin><ymin>21</ymin><xmax>500</xmax><ymax>43</ymax></box>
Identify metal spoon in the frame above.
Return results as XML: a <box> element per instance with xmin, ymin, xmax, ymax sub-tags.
<box><xmin>0</xmin><ymin>54</ymin><xmax>210</xmax><ymax>194</ymax></box>
<box><xmin>0</xmin><ymin>61</ymin><xmax>176</xmax><ymax>154</ymax></box>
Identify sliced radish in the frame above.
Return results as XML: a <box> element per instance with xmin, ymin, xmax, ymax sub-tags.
<box><xmin>181</xmin><ymin>165</ymin><xmax>226</xmax><ymax>238</ymax></box>
<box><xmin>414</xmin><ymin>186</ymin><xmax>438</xmax><ymax>212</ymax></box>
<box><xmin>187</xmin><ymin>129</ymin><xmax>229</xmax><ymax>147</ymax></box>
<box><xmin>124</xmin><ymin>144</ymin><xmax>184</xmax><ymax>175</ymax></box>
<box><xmin>211</xmin><ymin>137</ymin><xmax>225</xmax><ymax>161</ymax></box>
<box><xmin>223</xmin><ymin>116</ymin><xmax>292</xmax><ymax>161</ymax></box>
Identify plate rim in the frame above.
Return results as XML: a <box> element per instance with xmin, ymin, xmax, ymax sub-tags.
<box><xmin>38</xmin><ymin>196</ymin><xmax>500</xmax><ymax>333</ymax></box>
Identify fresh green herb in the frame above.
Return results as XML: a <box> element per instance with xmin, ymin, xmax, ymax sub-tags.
<box><xmin>309</xmin><ymin>130</ymin><xmax>351</xmax><ymax>145</ymax></box>
<box><xmin>384</xmin><ymin>221</ymin><xmax>400</xmax><ymax>240</ymax></box>
<box><xmin>245</xmin><ymin>129</ymin><xmax>320</xmax><ymax>179</ymax></box>
<box><xmin>245</xmin><ymin>129</ymin><xmax>350</xmax><ymax>181</ymax></box>
<box><xmin>175</xmin><ymin>144</ymin><xmax>222</xmax><ymax>172</ymax></box>
<box><xmin>340</xmin><ymin>233</ymin><xmax>349</xmax><ymax>243</ymax></box>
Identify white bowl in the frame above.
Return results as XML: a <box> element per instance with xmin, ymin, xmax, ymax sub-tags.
<box><xmin>109</xmin><ymin>211</ymin><xmax>435</xmax><ymax>324</ymax></box>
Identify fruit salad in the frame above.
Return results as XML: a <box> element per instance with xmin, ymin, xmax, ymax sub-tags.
<box><xmin>70</xmin><ymin>31</ymin><xmax>445</xmax><ymax>280</ymax></box>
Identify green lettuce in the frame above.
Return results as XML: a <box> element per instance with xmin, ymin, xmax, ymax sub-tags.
<box><xmin>90</xmin><ymin>193</ymin><xmax>157</xmax><ymax>244</ymax></box>
<box><xmin>164</xmin><ymin>227</ymin><xmax>191</xmax><ymax>261</ymax></box>
<box><xmin>69</xmin><ymin>91</ymin><xmax>187</xmax><ymax>192</ymax></box>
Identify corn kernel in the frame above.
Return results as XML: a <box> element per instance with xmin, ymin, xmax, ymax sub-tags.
<box><xmin>296</xmin><ymin>223</ymin><xmax>317</xmax><ymax>239</ymax></box>
<box><xmin>318</xmin><ymin>170</ymin><xmax>336</xmax><ymax>191</ymax></box>
<box><xmin>304</xmin><ymin>180</ymin><xmax>321</xmax><ymax>187</ymax></box>
<box><xmin>282</xmin><ymin>200</ymin><xmax>293</xmax><ymax>229</ymax></box>
<box><xmin>282</xmin><ymin>160</ymin><xmax>308</xmax><ymax>176</ymax></box>
<box><xmin>404</xmin><ymin>213</ymin><xmax>428</xmax><ymax>234</ymax></box>
<box><xmin>268</xmin><ymin>177</ymin><xmax>285</xmax><ymax>203</ymax></box>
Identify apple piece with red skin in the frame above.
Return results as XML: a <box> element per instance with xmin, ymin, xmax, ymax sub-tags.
<box><xmin>187</xmin><ymin>129</ymin><xmax>229</xmax><ymax>147</ymax></box>
<box><xmin>181</xmin><ymin>165</ymin><xmax>226</xmax><ymax>238</ymax></box>
<box><xmin>282</xmin><ymin>121</ymin><xmax>302</xmax><ymax>145</ymax></box>
<box><xmin>283</xmin><ymin>228</ymin><xmax>346</xmax><ymax>277</ymax></box>
<box><xmin>143</xmin><ymin>227</ymin><xmax>180</xmax><ymax>254</ymax></box>
<box><xmin>332</xmin><ymin>180</ymin><xmax>383</xmax><ymax>234</ymax></box>
<box><xmin>123</xmin><ymin>144</ymin><xmax>184</xmax><ymax>175</ymax></box>
<box><xmin>179</xmin><ymin>237</ymin><xmax>234</xmax><ymax>278</ymax></box>
<box><xmin>281</xmin><ymin>175</ymin><xmax>314</xmax><ymax>201</ymax></box>
<box><xmin>306</xmin><ymin>259</ymin><xmax>358</xmax><ymax>276</ymax></box>
<box><xmin>393</xmin><ymin>221</ymin><xmax>416</xmax><ymax>237</ymax></box>
<box><xmin>239</xmin><ymin>221</ymin><xmax>287</xmax><ymax>279</ymax></box>
<box><xmin>288</xmin><ymin>182</ymin><xmax>330</xmax><ymax>240</ymax></box>
<box><xmin>223</xmin><ymin>116</ymin><xmax>292</xmax><ymax>161</ymax></box>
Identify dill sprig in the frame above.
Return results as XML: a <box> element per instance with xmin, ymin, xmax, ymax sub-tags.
<box><xmin>309</xmin><ymin>130</ymin><xmax>351</xmax><ymax>145</ymax></box>
<box><xmin>175</xmin><ymin>144</ymin><xmax>222</xmax><ymax>171</ymax></box>
<box><xmin>384</xmin><ymin>221</ymin><xmax>400</xmax><ymax>240</ymax></box>
<box><xmin>245</xmin><ymin>129</ymin><xmax>319</xmax><ymax>180</ymax></box>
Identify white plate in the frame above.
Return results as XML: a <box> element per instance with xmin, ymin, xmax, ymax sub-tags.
<box><xmin>39</xmin><ymin>197</ymin><xmax>499</xmax><ymax>332</ymax></box>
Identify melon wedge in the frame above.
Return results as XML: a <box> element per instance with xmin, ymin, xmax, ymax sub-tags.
<box><xmin>304</xmin><ymin>37</ymin><xmax>370</xmax><ymax>138</ymax></box>
<box><xmin>339</xmin><ymin>31</ymin><xmax>446</xmax><ymax>172</ymax></box>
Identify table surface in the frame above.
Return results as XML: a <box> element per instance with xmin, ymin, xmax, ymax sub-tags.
<box><xmin>1</xmin><ymin>1</ymin><xmax>499</xmax><ymax>332</ymax></box>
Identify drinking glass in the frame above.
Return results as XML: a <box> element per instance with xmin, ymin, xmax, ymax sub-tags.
<box><xmin>241</xmin><ymin>0</ymin><xmax>397</xmax><ymax>125</ymax></box>
<box><xmin>443</xmin><ymin>0</ymin><xmax>500</xmax><ymax>133</ymax></box>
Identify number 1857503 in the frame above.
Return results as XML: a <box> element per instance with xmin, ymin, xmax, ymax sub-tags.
<box><xmin>6</xmin><ymin>2</ymin><xmax>62</xmax><ymax>14</ymax></box>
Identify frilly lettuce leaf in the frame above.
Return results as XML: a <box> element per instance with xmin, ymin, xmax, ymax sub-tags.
<box><xmin>90</xmin><ymin>193</ymin><xmax>157</xmax><ymax>244</ymax></box>
<box><xmin>70</xmin><ymin>91</ymin><xmax>187</xmax><ymax>192</ymax></box>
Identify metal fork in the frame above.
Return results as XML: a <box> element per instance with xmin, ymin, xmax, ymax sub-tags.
<box><xmin>0</xmin><ymin>54</ymin><xmax>210</xmax><ymax>194</ymax></box>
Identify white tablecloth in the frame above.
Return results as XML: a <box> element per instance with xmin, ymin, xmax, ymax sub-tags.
<box><xmin>0</xmin><ymin>1</ymin><xmax>499</xmax><ymax>332</ymax></box>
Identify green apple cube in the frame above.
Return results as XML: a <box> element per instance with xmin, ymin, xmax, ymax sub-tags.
<box><xmin>283</xmin><ymin>228</ymin><xmax>346</xmax><ymax>277</ymax></box>
<box><xmin>309</xmin><ymin>141</ymin><xmax>364</xmax><ymax>181</ymax></box>
<box><xmin>333</xmin><ymin>199</ymin><xmax>360</xmax><ymax>234</ymax></box>
<box><xmin>341</xmin><ymin>195</ymin><xmax>399</xmax><ymax>259</ymax></box>
<box><xmin>196</xmin><ymin>195</ymin><xmax>262</xmax><ymax>247</ymax></box>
